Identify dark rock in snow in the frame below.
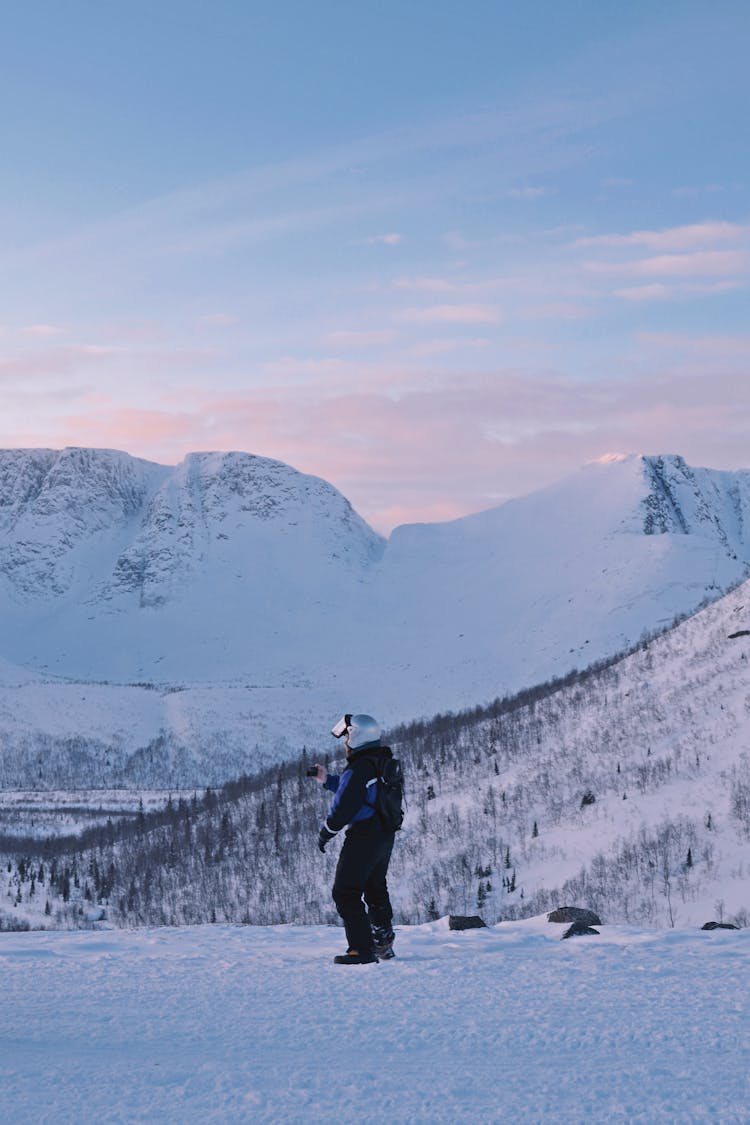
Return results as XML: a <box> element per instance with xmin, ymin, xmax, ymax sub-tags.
<box><xmin>448</xmin><ymin>915</ymin><xmax>486</xmax><ymax>931</ymax></box>
<box><xmin>727</xmin><ymin>630</ymin><xmax>750</xmax><ymax>639</ymax></box>
<box><xmin>548</xmin><ymin>907</ymin><xmax>603</xmax><ymax>926</ymax></box>
<box><xmin>562</xmin><ymin>922</ymin><xmax>600</xmax><ymax>939</ymax></box>
<box><xmin>701</xmin><ymin>921</ymin><xmax>740</xmax><ymax>931</ymax></box>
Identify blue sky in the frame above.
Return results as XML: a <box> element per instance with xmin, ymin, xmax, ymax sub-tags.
<box><xmin>2</xmin><ymin>1</ymin><xmax>749</xmax><ymax>529</ymax></box>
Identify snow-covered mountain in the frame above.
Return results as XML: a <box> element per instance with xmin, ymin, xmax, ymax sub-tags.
<box><xmin>1</xmin><ymin>447</ymin><xmax>750</xmax><ymax>784</ymax></box>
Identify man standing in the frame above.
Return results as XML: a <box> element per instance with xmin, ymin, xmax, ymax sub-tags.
<box><xmin>310</xmin><ymin>713</ymin><xmax>397</xmax><ymax>965</ymax></box>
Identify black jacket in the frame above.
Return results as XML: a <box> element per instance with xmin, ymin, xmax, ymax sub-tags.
<box><xmin>323</xmin><ymin>745</ymin><xmax>394</xmax><ymax>835</ymax></box>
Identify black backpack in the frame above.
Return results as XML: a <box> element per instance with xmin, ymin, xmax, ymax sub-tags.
<box><xmin>373</xmin><ymin>754</ymin><xmax>405</xmax><ymax>831</ymax></box>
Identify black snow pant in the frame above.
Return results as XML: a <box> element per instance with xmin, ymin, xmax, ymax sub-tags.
<box><xmin>332</xmin><ymin>827</ymin><xmax>395</xmax><ymax>953</ymax></box>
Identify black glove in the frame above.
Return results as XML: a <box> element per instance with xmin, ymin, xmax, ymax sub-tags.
<box><xmin>318</xmin><ymin>824</ymin><xmax>336</xmax><ymax>853</ymax></box>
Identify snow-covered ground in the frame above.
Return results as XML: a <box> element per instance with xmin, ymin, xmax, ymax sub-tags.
<box><xmin>1</xmin><ymin>919</ymin><xmax>748</xmax><ymax>1123</ymax></box>
<box><xmin>0</xmin><ymin>788</ymin><xmax>178</xmax><ymax>837</ymax></box>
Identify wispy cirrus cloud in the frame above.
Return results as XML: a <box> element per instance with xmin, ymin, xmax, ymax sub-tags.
<box><xmin>575</xmin><ymin>220</ymin><xmax>750</xmax><ymax>251</ymax></box>
<box><xmin>574</xmin><ymin>221</ymin><xmax>750</xmax><ymax>301</ymax></box>
<box><xmin>616</xmin><ymin>280</ymin><xmax>745</xmax><ymax>301</ymax></box>
<box><xmin>586</xmin><ymin>249</ymin><xmax>750</xmax><ymax>279</ymax></box>
<box><xmin>671</xmin><ymin>184</ymin><xmax>741</xmax><ymax>198</ymax></box>
<box><xmin>5</xmin><ymin>91</ymin><xmax>621</xmax><ymax>285</ymax></box>
<box><xmin>634</xmin><ymin>250</ymin><xmax>750</xmax><ymax>277</ymax></box>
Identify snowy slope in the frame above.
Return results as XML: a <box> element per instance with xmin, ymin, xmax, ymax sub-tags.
<box><xmin>7</xmin><ymin>572</ymin><xmax>750</xmax><ymax>932</ymax></box>
<box><xmin>1</xmin><ymin>920</ymin><xmax>748</xmax><ymax>1124</ymax></box>
<box><xmin>379</xmin><ymin>571</ymin><xmax>750</xmax><ymax>929</ymax></box>
<box><xmin>2</xmin><ymin>447</ymin><xmax>750</xmax><ymax>784</ymax></box>
<box><xmin>374</xmin><ymin>451</ymin><xmax>750</xmax><ymax>703</ymax></box>
<box><xmin>15</xmin><ymin>569</ymin><xmax>750</xmax><ymax>932</ymax></box>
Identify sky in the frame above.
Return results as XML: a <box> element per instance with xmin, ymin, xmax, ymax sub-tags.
<box><xmin>1</xmin><ymin>0</ymin><xmax>749</xmax><ymax>532</ymax></box>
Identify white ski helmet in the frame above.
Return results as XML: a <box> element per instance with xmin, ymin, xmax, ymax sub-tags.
<box><xmin>331</xmin><ymin>713</ymin><xmax>382</xmax><ymax>750</ymax></box>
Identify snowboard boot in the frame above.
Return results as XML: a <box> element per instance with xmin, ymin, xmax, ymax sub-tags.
<box><xmin>333</xmin><ymin>948</ymin><xmax>379</xmax><ymax>965</ymax></box>
<box><xmin>371</xmin><ymin>924</ymin><xmax>396</xmax><ymax>961</ymax></box>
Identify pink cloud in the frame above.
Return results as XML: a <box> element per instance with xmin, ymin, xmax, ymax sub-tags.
<box><xmin>0</xmin><ymin>344</ymin><xmax>118</xmax><ymax>380</ymax></box>
<box><xmin>636</xmin><ymin>250</ymin><xmax>750</xmax><ymax>278</ymax></box>
<box><xmin>518</xmin><ymin>301</ymin><xmax>591</xmax><ymax>320</ymax></box>
<box><xmin>58</xmin><ymin>406</ymin><xmax>201</xmax><ymax>449</ymax></box>
<box><xmin>586</xmin><ymin>250</ymin><xmax>750</xmax><ymax>280</ymax></box>
<box><xmin>391</xmin><ymin>276</ymin><xmax>456</xmax><ymax>293</ymax></box>
<box><xmin>323</xmin><ymin>330</ymin><xmax>397</xmax><ymax>351</ymax></box>
<box><xmin>635</xmin><ymin>331</ymin><xmax>750</xmax><ymax>359</ymax></box>
<box><xmin>575</xmin><ymin>220</ymin><xmax>749</xmax><ymax>252</ymax></box>
<box><xmin>373</xmin><ymin>499</ymin><xmax>468</xmax><ymax>528</ymax></box>
<box><xmin>6</xmin><ymin>315</ymin><xmax>749</xmax><ymax>533</ymax></box>
<box><xmin>407</xmin><ymin>337</ymin><xmax>491</xmax><ymax>358</ymax></box>
<box><xmin>20</xmin><ymin>324</ymin><xmax>66</xmax><ymax>337</ymax></box>
<box><xmin>616</xmin><ymin>280</ymin><xmax>745</xmax><ymax>301</ymax></box>
<box><xmin>30</xmin><ymin>350</ymin><xmax>746</xmax><ymax>533</ymax></box>
<box><xmin>396</xmin><ymin>304</ymin><xmax>503</xmax><ymax>325</ymax></box>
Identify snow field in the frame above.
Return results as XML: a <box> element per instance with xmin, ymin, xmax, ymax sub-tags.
<box><xmin>1</xmin><ymin>918</ymin><xmax>748</xmax><ymax>1123</ymax></box>
<box><xmin>0</xmin><ymin>788</ymin><xmax>177</xmax><ymax>837</ymax></box>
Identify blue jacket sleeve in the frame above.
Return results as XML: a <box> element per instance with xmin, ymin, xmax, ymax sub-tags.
<box><xmin>323</xmin><ymin>773</ymin><xmax>339</xmax><ymax>794</ymax></box>
<box><xmin>325</xmin><ymin>761</ymin><xmax>371</xmax><ymax>833</ymax></box>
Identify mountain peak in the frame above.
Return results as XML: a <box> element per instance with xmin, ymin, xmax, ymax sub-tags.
<box><xmin>589</xmin><ymin>451</ymin><xmax>634</xmax><ymax>464</ymax></box>
<box><xmin>1</xmin><ymin>446</ymin><xmax>750</xmax><ymax>761</ymax></box>
<box><xmin>0</xmin><ymin>446</ymin><xmax>384</xmax><ymax>610</ymax></box>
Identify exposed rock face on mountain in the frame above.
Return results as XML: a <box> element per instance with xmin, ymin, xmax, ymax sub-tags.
<box><xmin>0</xmin><ymin>447</ymin><xmax>749</xmax><ymax>785</ymax></box>
<box><xmin>0</xmin><ymin>448</ymin><xmax>383</xmax><ymax>609</ymax></box>
<box><xmin>0</xmin><ymin>448</ymin><xmax>165</xmax><ymax>599</ymax></box>
<box><xmin>96</xmin><ymin>450</ymin><xmax>383</xmax><ymax>608</ymax></box>
<box><xmin>640</xmin><ymin>454</ymin><xmax>749</xmax><ymax>548</ymax></box>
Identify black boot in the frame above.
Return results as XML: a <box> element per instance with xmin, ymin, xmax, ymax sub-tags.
<box><xmin>333</xmin><ymin>948</ymin><xmax>379</xmax><ymax>965</ymax></box>
<box><xmin>371</xmin><ymin>924</ymin><xmax>396</xmax><ymax>960</ymax></box>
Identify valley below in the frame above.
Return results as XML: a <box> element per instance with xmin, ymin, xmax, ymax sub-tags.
<box><xmin>1</xmin><ymin>447</ymin><xmax>750</xmax><ymax>938</ymax></box>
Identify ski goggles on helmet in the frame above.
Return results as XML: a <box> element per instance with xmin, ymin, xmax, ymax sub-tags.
<box><xmin>331</xmin><ymin>714</ymin><xmax>352</xmax><ymax>739</ymax></box>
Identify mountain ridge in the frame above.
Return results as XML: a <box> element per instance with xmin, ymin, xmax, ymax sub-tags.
<box><xmin>1</xmin><ymin>446</ymin><xmax>750</xmax><ymax>784</ymax></box>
